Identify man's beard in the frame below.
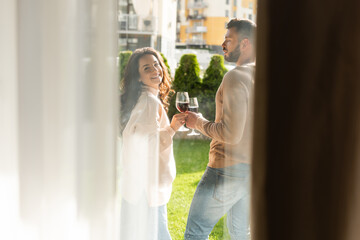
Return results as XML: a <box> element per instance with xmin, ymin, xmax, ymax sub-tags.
<box><xmin>224</xmin><ymin>43</ymin><xmax>241</xmax><ymax>62</ymax></box>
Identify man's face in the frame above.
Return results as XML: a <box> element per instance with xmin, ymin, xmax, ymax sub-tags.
<box><xmin>222</xmin><ymin>27</ymin><xmax>241</xmax><ymax>62</ymax></box>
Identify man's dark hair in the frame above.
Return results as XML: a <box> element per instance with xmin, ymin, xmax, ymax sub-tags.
<box><xmin>226</xmin><ymin>18</ymin><xmax>256</xmax><ymax>43</ymax></box>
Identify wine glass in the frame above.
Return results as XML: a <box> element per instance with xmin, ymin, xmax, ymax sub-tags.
<box><xmin>175</xmin><ymin>92</ymin><xmax>189</xmax><ymax>131</ymax></box>
<box><xmin>187</xmin><ymin>97</ymin><xmax>200</xmax><ymax>136</ymax></box>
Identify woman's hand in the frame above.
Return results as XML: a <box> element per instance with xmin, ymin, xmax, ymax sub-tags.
<box><xmin>170</xmin><ymin>113</ymin><xmax>188</xmax><ymax>131</ymax></box>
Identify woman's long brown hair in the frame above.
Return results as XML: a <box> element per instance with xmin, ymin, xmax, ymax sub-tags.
<box><xmin>120</xmin><ymin>47</ymin><xmax>173</xmax><ymax>134</ymax></box>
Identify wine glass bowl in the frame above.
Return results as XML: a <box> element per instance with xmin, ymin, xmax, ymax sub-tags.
<box><xmin>175</xmin><ymin>92</ymin><xmax>189</xmax><ymax>131</ymax></box>
<box><xmin>187</xmin><ymin>97</ymin><xmax>200</xmax><ymax>136</ymax></box>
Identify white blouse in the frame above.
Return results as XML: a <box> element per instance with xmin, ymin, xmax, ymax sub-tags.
<box><xmin>120</xmin><ymin>87</ymin><xmax>176</xmax><ymax>207</ymax></box>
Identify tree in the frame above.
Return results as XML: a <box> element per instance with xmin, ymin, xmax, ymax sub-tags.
<box><xmin>168</xmin><ymin>54</ymin><xmax>202</xmax><ymax>119</ymax></box>
<box><xmin>173</xmin><ymin>54</ymin><xmax>202</xmax><ymax>94</ymax></box>
<box><xmin>202</xmin><ymin>54</ymin><xmax>227</xmax><ymax>92</ymax></box>
<box><xmin>199</xmin><ymin>54</ymin><xmax>228</xmax><ymax>121</ymax></box>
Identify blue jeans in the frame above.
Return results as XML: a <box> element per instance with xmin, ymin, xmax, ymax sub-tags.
<box><xmin>120</xmin><ymin>197</ymin><xmax>172</xmax><ymax>240</ymax></box>
<box><xmin>184</xmin><ymin>164</ymin><xmax>250</xmax><ymax>240</ymax></box>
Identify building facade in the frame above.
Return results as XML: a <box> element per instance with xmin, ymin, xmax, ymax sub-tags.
<box><xmin>118</xmin><ymin>0</ymin><xmax>178</xmax><ymax>69</ymax></box>
<box><xmin>176</xmin><ymin>0</ymin><xmax>257</xmax><ymax>52</ymax></box>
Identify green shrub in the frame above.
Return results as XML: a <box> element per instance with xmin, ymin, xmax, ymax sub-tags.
<box><xmin>160</xmin><ymin>52</ymin><xmax>172</xmax><ymax>77</ymax></box>
<box><xmin>202</xmin><ymin>54</ymin><xmax>227</xmax><ymax>92</ymax></box>
<box><xmin>199</xmin><ymin>55</ymin><xmax>228</xmax><ymax>121</ymax></box>
<box><xmin>168</xmin><ymin>54</ymin><xmax>202</xmax><ymax>119</ymax></box>
<box><xmin>118</xmin><ymin>50</ymin><xmax>132</xmax><ymax>87</ymax></box>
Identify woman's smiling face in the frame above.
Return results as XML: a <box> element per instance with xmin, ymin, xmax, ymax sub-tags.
<box><xmin>138</xmin><ymin>54</ymin><xmax>163</xmax><ymax>89</ymax></box>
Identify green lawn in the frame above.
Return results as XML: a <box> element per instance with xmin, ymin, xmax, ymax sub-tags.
<box><xmin>168</xmin><ymin>139</ymin><xmax>231</xmax><ymax>240</ymax></box>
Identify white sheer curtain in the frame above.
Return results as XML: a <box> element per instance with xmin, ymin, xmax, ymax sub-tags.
<box><xmin>0</xmin><ymin>0</ymin><xmax>118</xmax><ymax>239</ymax></box>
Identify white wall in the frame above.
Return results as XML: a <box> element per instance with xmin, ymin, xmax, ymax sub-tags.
<box><xmin>205</xmin><ymin>0</ymin><xmax>228</xmax><ymax>17</ymax></box>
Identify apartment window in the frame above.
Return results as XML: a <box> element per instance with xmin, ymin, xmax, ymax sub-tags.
<box><xmin>249</xmin><ymin>14</ymin><xmax>253</xmax><ymax>20</ymax></box>
<box><xmin>226</xmin><ymin>0</ymin><xmax>229</xmax><ymax>5</ymax></box>
<box><xmin>192</xmin><ymin>33</ymin><xmax>202</xmax><ymax>40</ymax></box>
<box><xmin>234</xmin><ymin>0</ymin><xmax>237</xmax><ymax>7</ymax></box>
<box><xmin>233</xmin><ymin>11</ymin><xmax>236</xmax><ymax>18</ymax></box>
<box><xmin>225</xmin><ymin>10</ymin><xmax>229</xmax><ymax>17</ymax></box>
<box><xmin>127</xmin><ymin>37</ymin><xmax>138</xmax><ymax>43</ymax></box>
<box><xmin>128</xmin><ymin>15</ymin><xmax>138</xmax><ymax>30</ymax></box>
<box><xmin>249</xmin><ymin>2</ymin><xmax>253</xmax><ymax>9</ymax></box>
<box><xmin>193</xmin><ymin>21</ymin><xmax>202</xmax><ymax>27</ymax></box>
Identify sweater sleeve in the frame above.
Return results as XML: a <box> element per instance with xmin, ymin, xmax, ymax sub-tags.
<box><xmin>195</xmin><ymin>70</ymin><xmax>251</xmax><ymax>145</ymax></box>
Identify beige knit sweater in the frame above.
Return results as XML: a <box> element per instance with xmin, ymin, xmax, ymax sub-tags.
<box><xmin>195</xmin><ymin>63</ymin><xmax>255</xmax><ymax>168</ymax></box>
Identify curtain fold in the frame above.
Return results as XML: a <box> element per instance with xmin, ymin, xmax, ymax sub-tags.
<box><xmin>252</xmin><ymin>0</ymin><xmax>360</xmax><ymax>240</ymax></box>
<box><xmin>0</xmin><ymin>0</ymin><xmax>19</xmax><ymax>239</ymax></box>
<box><xmin>0</xmin><ymin>0</ymin><xmax>118</xmax><ymax>239</ymax></box>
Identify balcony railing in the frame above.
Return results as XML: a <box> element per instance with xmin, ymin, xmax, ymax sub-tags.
<box><xmin>187</xmin><ymin>14</ymin><xmax>206</xmax><ymax>20</ymax></box>
<box><xmin>187</xmin><ymin>1</ymin><xmax>208</xmax><ymax>9</ymax></box>
<box><xmin>186</xmin><ymin>26</ymin><xmax>207</xmax><ymax>33</ymax></box>
<box><xmin>118</xmin><ymin>14</ymin><xmax>157</xmax><ymax>33</ymax></box>
<box><xmin>186</xmin><ymin>39</ymin><xmax>207</xmax><ymax>45</ymax></box>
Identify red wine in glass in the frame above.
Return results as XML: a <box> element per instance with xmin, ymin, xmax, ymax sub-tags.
<box><xmin>175</xmin><ymin>92</ymin><xmax>189</xmax><ymax>131</ymax></box>
<box><xmin>176</xmin><ymin>102</ymin><xmax>189</xmax><ymax>112</ymax></box>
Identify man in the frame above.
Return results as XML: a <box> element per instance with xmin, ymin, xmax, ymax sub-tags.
<box><xmin>184</xmin><ymin>19</ymin><xmax>256</xmax><ymax>240</ymax></box>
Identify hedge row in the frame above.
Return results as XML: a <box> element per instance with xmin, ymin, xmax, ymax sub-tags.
<box><xmin>119</xmin><ymin>51</ymin><xmax>227</xmax><ymax>122</ymax></box>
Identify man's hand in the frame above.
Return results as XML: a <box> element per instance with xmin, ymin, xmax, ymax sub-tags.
<box><xmin>185</xmin><ymin>111</ymin><xmax>201</xmax><ymax>129</ymax></box>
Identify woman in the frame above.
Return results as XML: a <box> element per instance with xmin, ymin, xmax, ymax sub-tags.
<box><xmin>119</xmin><ymin>47</ymin><xmax>186</xmax><ymax>240</ymax></box>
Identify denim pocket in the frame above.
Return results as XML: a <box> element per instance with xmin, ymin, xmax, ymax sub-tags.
<box><xmin>213</xmin><ymin>173</ymin><xmax>246</xmax><ymax>203</ymax></box>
